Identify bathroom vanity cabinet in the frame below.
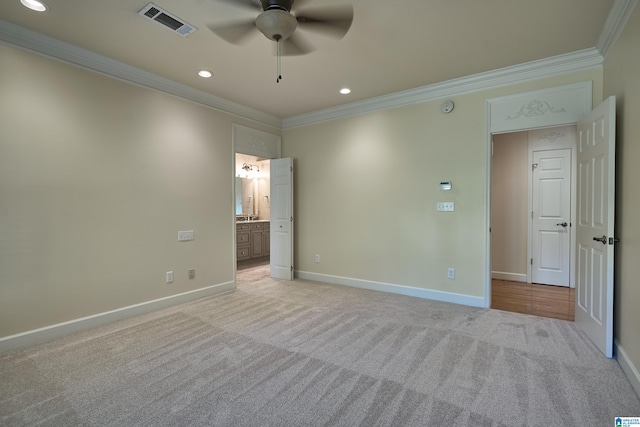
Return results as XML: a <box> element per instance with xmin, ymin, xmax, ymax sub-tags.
<box><xmin>237</xmin><ymin>221</ymin><xmax>270</xmax><ymax>261</ymax></box>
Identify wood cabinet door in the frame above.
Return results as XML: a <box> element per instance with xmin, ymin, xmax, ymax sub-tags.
<box><xmin>251</xmin><ymin>230</ymin><xmax>264</xmax><ymax>258</ymax></box>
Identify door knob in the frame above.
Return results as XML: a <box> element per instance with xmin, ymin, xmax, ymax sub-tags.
<box><xmin>593</xmin><ymin>236</ymin><xmax>607</xmax><ymax>244</ymax></box>
<box><xmin>556</xmin><ymin>222</ymin><xmax>568</xmax><ymax>227</ymax></box>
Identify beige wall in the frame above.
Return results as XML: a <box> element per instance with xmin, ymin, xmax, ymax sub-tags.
<box><xmin>491</xmin><ymin>132</ymin><xmax>528</xmax><ymax>280</ymax></box>
<box><xmin>0</xmin><ymin>44</ymin><xmax>279</xmax><ymax>338</ymax></box>
<box><xmin>603</xmin><ymin>4</ymin><xmax>640</xmax><ymax>387</ymax></box>
<box><xmin>283</xmin><ymin>68</ymin><xmax>602</xmax><ymax>299</ymax></box>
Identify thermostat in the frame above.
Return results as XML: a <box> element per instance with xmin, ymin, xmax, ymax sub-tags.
<box><xmin>440</xmin><ymin>181</ymin><xmax>452</xmax><ymax>191</ymax></box>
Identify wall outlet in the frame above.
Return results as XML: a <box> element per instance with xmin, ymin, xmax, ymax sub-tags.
<box><xmin>178</xmin><ymin>230</ymin><xmax>194</xmax><ymax>241</ymax></box>
<box><xmin>166</xmin><ymin>271</ymin><xmax>174</xmax><ymax>283</ymax></box>
<box><xmin>315</xmin><ymin>254</ymin><xmax>320</xmax><ymax>263</ymax></box>
<box><xmin>447</xmin><ymin>268</ymin><xmax>455</xmax><ymax>279</ymax></box>
<box><xmin>437</xmin><ymin>202</ymin><xmax>455</xmax><ymax>212</ymax></box>
<box><xmin>188</xmin><ymin>269</ymin><xmax>195</xmax><ymax>279</ymax></box>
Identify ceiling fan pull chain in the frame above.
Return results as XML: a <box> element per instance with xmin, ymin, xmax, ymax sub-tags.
<box><xmin>276</xmin><ymin>39</ymin><xmax>282</xmax><ymax>83</ymax></box>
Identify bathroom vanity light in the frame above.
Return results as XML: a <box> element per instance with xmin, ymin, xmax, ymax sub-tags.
<box><xmin>242</xmin><ymin>163</ymin><xmax>259</xmax><ymax>173</ymax></box>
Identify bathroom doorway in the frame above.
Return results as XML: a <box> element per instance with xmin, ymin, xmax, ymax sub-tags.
<box><xmin>235</xmin><ymin>153</ymin><xmax>271</xmax><ymax>269</ymax></box>
<box><xmin>232</xmin><ymin>123</ymin><xmax>293</xmax><ymax>283</ymax></box>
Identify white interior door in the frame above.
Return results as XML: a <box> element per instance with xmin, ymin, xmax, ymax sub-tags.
<box><xmin>531</xmin><ymin>149</ymin><xmax>572</xmax><ymax>286</ymax></box>
<box><xmin>270</xmin><ymin>157</ymin><xmax>294</xmax><ymax>280</ymax></box>
<box><xmin>575</xmin><ymin>96</ymin><xmax>616</xmax><ymax>358</ymax></box>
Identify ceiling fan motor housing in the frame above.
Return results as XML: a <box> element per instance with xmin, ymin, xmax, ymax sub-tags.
<box><xmin>260</xmin><ymin>0</ymin><xmax>293</xmax><ymax>12</ymax></box>
<box><xmin>255</xmin><ymin>9</ymin><xmax>297</xmax><ymax>41</ymax></box>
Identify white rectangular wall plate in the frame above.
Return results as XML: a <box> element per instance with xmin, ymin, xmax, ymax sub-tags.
<box><xmin>437</xmin><ymin>202</ymin><xmax>455</xmax><ymax>212</ymax></box>
<box><xmin>178</xmin><ymin>230</ymin><xmax>194</xmax><ymax>241</ymax></box>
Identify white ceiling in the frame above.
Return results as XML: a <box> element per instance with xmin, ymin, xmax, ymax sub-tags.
<box><xmin>0</xmin><ymin>0</ymin><xmax>616</xmax><ymax>120</ymax></box>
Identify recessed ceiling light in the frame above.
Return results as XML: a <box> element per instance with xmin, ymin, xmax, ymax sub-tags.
<box><xmin>339</xmin><ymin>88</ymin><xmax>351</xmax><ymax>95</ymax></box>
<box><xmin>198</xmin><ymin>70</ymin><xmax>213</xmax><ymax>78</ymax></box>
<box><xmin>20</xmin><ymin>0</ymin><xmax>48</xmax><ymax>12</ymax></box>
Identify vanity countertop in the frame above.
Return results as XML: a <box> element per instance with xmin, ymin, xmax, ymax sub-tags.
<box><xmin>236</xmin><ymin>219</ymin><xmax>270</xmax><ymax>223</ymax></box>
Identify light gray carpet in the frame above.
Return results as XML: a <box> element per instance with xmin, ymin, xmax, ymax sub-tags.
<box><xmin>1</xmin><ymin>267</ymin><xmax>639</xmax><ymax>426</ymax></box>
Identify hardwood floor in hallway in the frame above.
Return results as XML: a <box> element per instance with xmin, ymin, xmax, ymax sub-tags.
<box><xmin>491</xmin><ymin>279</ymin><xmax>575</xmax><ymax>321</ymax></box>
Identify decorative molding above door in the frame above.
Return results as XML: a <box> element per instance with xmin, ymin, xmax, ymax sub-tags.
<box><xmin>233</xmin><ymin>124</ymin><xmax>281</xmax><ymax>159</ymax></box>
<box><xmin>487</xmin><ymin>82</ymin><xmax>593</xmax><ymax>134</ymax></box>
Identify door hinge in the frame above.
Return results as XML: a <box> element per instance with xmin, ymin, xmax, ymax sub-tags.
<box><xmin>531</xmin><ymin>258</ymin><xmax>533</xmax><ymax>266</ymax></box>
<box><xmin>290</xmin><ymin>166</ymin><xmax>293</xmax><ymax>172</ymax></box>
<box><xmin>290</xmin><ymin>216</ymin><xmax>293</xmax><ymax>222</ymax></box>
<box><xmin>531</xmin><ymin>211</ymin><xmax>534</xmax><ymax>219</ymax></box>
<box><xmin>290</xmin><ymin>266</ymin><xmax>293</xmax><ymax>272</ymax></box>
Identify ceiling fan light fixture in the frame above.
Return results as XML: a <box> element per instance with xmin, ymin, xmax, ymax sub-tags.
<box><xmin>255</xmin><ymin>10</ymin><xmax>297</xmax><ymax>41</ymax></box>
<box><xmin>198</xmin><ymin>70</ymin><xmax>213</xmax><ymax>78</ymax></box>
<box><xmin>339</xmin><ymin>88</ymin><xmax>351</xmax><ymax>95</ymax></box>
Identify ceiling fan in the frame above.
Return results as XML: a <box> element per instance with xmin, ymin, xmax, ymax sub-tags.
<box><xmin>207</xmin><ymin>0</ymin><xmax>354</xmax><ymax>57</ymax></box>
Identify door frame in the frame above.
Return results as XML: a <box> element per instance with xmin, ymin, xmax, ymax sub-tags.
<box><xmin>484</xmin><ymin>82</ymin><xmax>593</xmax><ymax>307</ymax></box>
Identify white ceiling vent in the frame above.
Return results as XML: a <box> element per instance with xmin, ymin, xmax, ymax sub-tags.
<box><xmin>138</xmin><ymin>3</ymin><xmax>197</xmax><ymax>37</ymax></box>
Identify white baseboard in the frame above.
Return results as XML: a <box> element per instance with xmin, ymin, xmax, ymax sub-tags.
<box><xmin>0</xmin><ymin>281</ymin><xmax>235</xmax><ymax>354</ymax></box>
<box><xmin>296</xmin><ymin>271</ymin><xmax>486</xmax><ymax>308</ymax></box>
<box><xmin>615</xmin><ymin>340</ymin><xmax>640</xmax><ymax>399</ymax></box>
<box><xmin>491</xmin><ymin>271</ymin><xmax>527</xmax><ymax>282</ymax></box>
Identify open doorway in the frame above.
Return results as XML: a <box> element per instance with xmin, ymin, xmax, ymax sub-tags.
<box><xmin>235</xmin><ymin>153</ymin><xmax>271</xmax><ymax>272</ymax></box>
<box><xmin>490</xmin><ymin>126</ymin><xmax>577</xmax><ymax>320</ymax></box>
<box><xmin>485</xmin><ymin>85</ymin><xmax>616</xmax><ymax>357</ymax></box>
<box><xmin>232</xmin><ymin>124</ymin><xmax>294</xmax><ymax>285</ymax></box>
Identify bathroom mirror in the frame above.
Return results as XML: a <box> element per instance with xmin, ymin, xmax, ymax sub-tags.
<box><xmin>235</xmin><ymin>177</ymin><xmax>254</xmax><ymax>215</ymax></box>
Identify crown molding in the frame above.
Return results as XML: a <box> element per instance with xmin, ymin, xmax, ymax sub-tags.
<box><xmin>4</xmin><ymin>5</ymin><xmax>631</xmax><ymax>132</ymax></box>
<box><xmin>282</xmin><ymin>48</ymin><xmax>603</xmax><ymax>129</ymax></box>
<box><xmin>597</xmin><ymin>0</ymin><xmax>638</xmax><ymax>58</ymax></box>
<box><xmin>0</xmin><ymin>20</ymin><xmax>282</xmax><ymax>129</ymax></box>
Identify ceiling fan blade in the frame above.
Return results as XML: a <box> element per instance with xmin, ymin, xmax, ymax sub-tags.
<box><xmin>279</xmin><ymin>32</ymin><xmax>315</xmax><ymax>56</ymax></box>
<box><xmin>207</xmin><ymin>19</ymin><xmax>258</xmax><ymax>44</ymax></box>
<box><xmin>295</xmin><ymin>6</ymin><xmax>354</xmax><ymax>39</ymax></box>
<box><xmin>211</xmin><ymin>0</ymin><xmax>262</xmax><ymax>12</ymax></box>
